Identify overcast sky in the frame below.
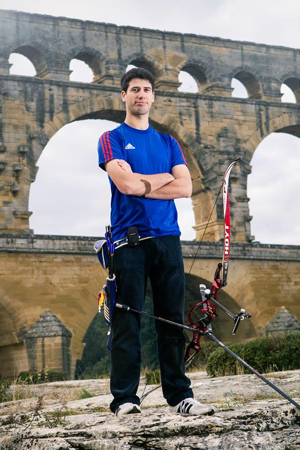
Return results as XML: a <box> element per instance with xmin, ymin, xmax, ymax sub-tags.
<box><xmin>2</xmin><ymin>0</ymin><xmax>300</xmax><ymax>244</ymax></box>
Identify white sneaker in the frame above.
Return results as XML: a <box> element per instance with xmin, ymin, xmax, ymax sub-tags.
<box><xmin>115</xmin><ymin>402</ymin><xmax>141</xmax><ymax>417</ymax></box>
<box><xmin>169</xmin><ymin>397</ymin><xmax>214</xmax><ymax>416</ymax></box>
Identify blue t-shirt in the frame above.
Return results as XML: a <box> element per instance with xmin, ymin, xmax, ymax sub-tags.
<box><xmin>98</xmin><ymin>123</ymin><xmax>187</xmax><ymax>242</ymax></box>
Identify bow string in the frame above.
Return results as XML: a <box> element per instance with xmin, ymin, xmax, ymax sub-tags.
<box><xmin>185</xmin><ymin>158</ymin><xmax>252</xmax><ymax>367</ymax></box>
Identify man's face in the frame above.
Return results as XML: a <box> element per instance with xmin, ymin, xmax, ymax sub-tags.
<box><xmin>121</xmin><ymin>78</ymin><xmax>155</xmax><ymax>117</ymax></box>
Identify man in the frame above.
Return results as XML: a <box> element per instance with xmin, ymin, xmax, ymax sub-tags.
<box><xmin>98</xmin><ymin>67</ymin><xmax>214</xmax><ymax>417</ymax></box>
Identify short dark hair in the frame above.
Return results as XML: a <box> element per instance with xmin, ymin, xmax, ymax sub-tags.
<box><xmin>121</xmin><ymin>67</ymin><xmax>155</xmax><ymax>93</ymax></box>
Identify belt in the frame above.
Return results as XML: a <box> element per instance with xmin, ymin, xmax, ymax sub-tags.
<box><xmin>114</xmin><ymin>236</ymin><xmax>153</xmax><ymax>250</ymax></box>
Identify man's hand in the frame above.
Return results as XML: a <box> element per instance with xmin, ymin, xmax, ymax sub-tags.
<box><xmin>146</xmin><ymin>164</ymin><xmax>192</xmax><ymax>199</ymax></box>
<box><xmin>117</xmin><ymin>159</ymin><xmax>132</xmax><ymax>173</ymax></box>
<box><xmin>105</xmin><ymin>159</ymin><xmax>174</xmax><ymax>196</ymax></box>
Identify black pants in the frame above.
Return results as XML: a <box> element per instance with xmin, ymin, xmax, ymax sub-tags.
<box><xmin>110</xmin><ymin>235</ymin><xmax>193</xmax><ymax>413</ymax></box>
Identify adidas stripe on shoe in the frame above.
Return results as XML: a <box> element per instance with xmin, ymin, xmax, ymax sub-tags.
<box><xmin>169</xmin><ymin>398</ymin><xmax>214</xmax><ymax>416</ymax></box>
<box><xmin>115</xmin><ymin>402</ymin><xmax>141</xmax><ymax>417</ymax></box>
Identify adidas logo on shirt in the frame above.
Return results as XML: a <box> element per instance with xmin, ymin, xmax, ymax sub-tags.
<box><xmin>125</xmin><ymin>143</ymin><xmax>135</xmax><ymax>150</ymax></box>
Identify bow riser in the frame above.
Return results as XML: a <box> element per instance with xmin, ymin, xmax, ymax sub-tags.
<box><xmin>222</xmin><ymin>159</ymin><xmax>238</xmax><ymax>286</ymax></box>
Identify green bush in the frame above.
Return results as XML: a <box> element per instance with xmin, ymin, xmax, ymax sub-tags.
<box><xmin>206</xmin><ymin>332</ymin><xmax>300</xmax><ymax>377</ymax></box>
<box><xmin>185</xmin><ymin>341</ymin><xmax>220</xmax><ymax>371</ymax></box>
<box><xmin>0</xmin><ymin>373</ymin><xmax>11</xmax><ymax>403</ymax></box>
<box><xmin>16</xmin><ymin>371</ymin><xmax>39</xmax><ymax>385</ymax></box>
<box><xmin>46</xmin><ymin>371</ymin><xmax>67</xmax><ymax>382</ymax></box>
<box><xmin>145</xmin><ymin>369</ymin><xmax>161</xmax><ymax>385</ymax></box>
<box><xmin>16</xmin><ymin>370</ymin><xmax>67</xmax><ymax>384</ymax></box>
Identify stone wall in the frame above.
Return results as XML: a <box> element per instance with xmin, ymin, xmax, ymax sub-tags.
<box><xmin>0</xmin><ymin>10</ymin><xmax>299</xmax><ymax>241</ymax></box>
<box><xmin>0</xmin><ymin>234</ymin><xmax>299</xmax><ymax>378</ymax></box>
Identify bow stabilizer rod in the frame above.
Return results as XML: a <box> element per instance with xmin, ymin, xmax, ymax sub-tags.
<box><xmin>116</xmin><ymin>302</ymin><xmax>300</xmax><ymax>410</ymax></box>
<box><xmin>206</xmin><ymin>332</ymin><xmax>300</xmax><ymax>410</ymax></box>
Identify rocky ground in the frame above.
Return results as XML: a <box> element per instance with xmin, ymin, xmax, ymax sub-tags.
<box><xmin>0</xmin><ymin>370</ymin><xmax>299</xmax><ymax>449</ymax></box>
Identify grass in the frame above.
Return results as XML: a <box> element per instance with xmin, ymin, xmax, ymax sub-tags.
<box><xmin>215</xmin><ymin>390</ymin><xmax>287</xmax><ymax>410</ymax></box>
<box><xmin>0</xmin><ymin>381</ymin><xmax>105</xmax><ymax>410</ymax></box>
<box><xmin>91</xmin><ymin>406</ymin><xmax>110</xmax><ymax>413</ymax></box>
<box><xmin>77</xmin><ymin>388</ymin><xmax>95</xmax><ymax>399</ymax></box>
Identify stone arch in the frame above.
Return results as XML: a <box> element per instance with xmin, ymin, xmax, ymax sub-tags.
<box><xmin>281</xmin><ymin>74</ymin><xmax>300</xmax><ymax>103</ymax></box>
<box><xmin>247</xmin><ymin>132</ymin><xmax>299</xmax><ymax>248</ymax></box>
<box><xmin>124</xmin><ymin>52</ymin><xmax>163</xmax><ymax>79</ymax></box>
<box><xmin>0</xmin><ymin>295</ymin><xmax>27</xmax><ymax>379</ymax></box>
<box><xmin>0</xmin><ymin>302</ymin><xmax>18</xmax><ymax>346</ymax></box>
<box><xmin>230</xmin><ymin>66</ymin><xmax>263</xmax><ymax>99</ymax></box>
<box><xmin>178</xmin><ymin>59</ymin><xmax>211</xmax><ymax>93</ymax></box>
<box><xmin>9</xmin><ymin>44</ymin><xmax>47</xmax><ymax>75</ymax></box>
<box><xmin>42</xmin><ymin>94</ymin><xmax>203</xmax><ymax>173</ymax></box>
<box><xmin>66</xmin><ymin>46</ymin><xmax>105</xmax><ymax>81</ymax></box>
<box><xmin>41</xmin><ymin>94</ymin><xmax>206</xmax><ymax>187</ymax></box>
<box><xmin>245</xmin><ymin>112</ymin><xmax>300</xmax><ymax>153</ymax></box>
<box><xmin>29</xmin><ymin>96</ymin><xmax>126</xmax><ymax>171</ymax></box>
<box><xmin>43</xmin><ymin>95</ymin><xmax>125</xmax><ymax>144</ymax></box>
<box><xmin>36</xmin><ymin>95</ymin><xmax>217</xmax><ymax>243</ymax></box>
<box><xmin>0</xmin><ymin>280</ymin><xmax>26</xmax><ymax>346</ymax></box>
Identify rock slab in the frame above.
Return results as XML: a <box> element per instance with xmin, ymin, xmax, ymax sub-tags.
<box><xmin>0</xmin><ymin>371</ymin><xmax>299</xmax><ymax>449</ymax></box>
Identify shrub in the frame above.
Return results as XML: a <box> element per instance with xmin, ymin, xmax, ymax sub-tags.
<box><xmin>185</xmin><ymin>341</ymin><xmax>220</xmax><ymax>371</ymax></box>
<box><xmin>0</xmin><ymin>373</ymin><xmax>11</xmax><ymax>403</ymax></box>
<box><xmin>16</xmin><ymin>370</ymin><xmax>67</xmax><ymax>384</ymax></box>
<box><xmin>206</xmin><ymin>332</ymin><xmax>300</xmax><ymax>377</ymax></box>
<box><xmin>46</xmin><ymin>371</ymin><xmax>67</xmax><ymax>382</ymax></box>
<box><xmin>145</xmin><ymin>369</ymin><xmax>161</xmax><ymax>385</ymax></box>
<box><xmin>16</xmin><ymin>371</ymin><xmax>39</xmax><ymax>385</ymax></box>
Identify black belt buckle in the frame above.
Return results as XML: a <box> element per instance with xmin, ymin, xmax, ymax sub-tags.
<box><xmin>127</xmin><ymin>226</ymin><xmax>139</xmax><ymax>247</ymax></box>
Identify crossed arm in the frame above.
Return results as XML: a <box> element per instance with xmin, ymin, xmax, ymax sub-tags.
<box><xmin>105</xmin><ymin>159</ymin><xmax>192</xmax><ymax>199</ymax></box>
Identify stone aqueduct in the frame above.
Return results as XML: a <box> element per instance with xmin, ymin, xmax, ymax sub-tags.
<box><xmin>0</xmin><ymin>10</ymin><xmax>299</xmax><ymax>378</ymax></box>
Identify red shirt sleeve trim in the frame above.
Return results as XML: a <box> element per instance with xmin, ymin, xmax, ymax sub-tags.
<box><xmin>105</xmin><ymin>132</ymin><xmax>113</xmax><ymax>160</ymax></box>
<box><xmin>171</xmin><ymin>136</ymin><xmax>187</xmax><ymax>165</ymax></box>
<box><xmin>100</xmin><ymin>133</ymin><xmax>109</xmax><ymax>162</ymax></box>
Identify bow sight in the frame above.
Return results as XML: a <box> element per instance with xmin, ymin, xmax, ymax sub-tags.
<box><xmin>199</xmin><ymin>283</ymin><xmax>252</xmax><ymax>337</ymax></box>
<box><xmin>184</xmin><ymin>281</ymin><xmax>252</xmax><ymax>369</ymax></box>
